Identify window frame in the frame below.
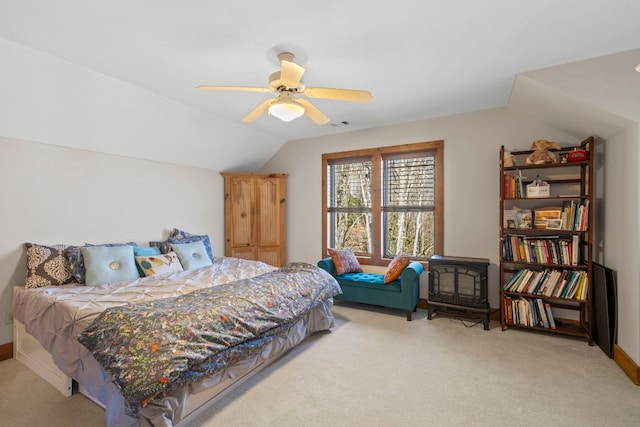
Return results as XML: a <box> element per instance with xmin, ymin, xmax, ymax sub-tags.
<box><xmin>321</xmin><ymin>140</ymin><xmax>444</xmax><ymax>266</ymax></box>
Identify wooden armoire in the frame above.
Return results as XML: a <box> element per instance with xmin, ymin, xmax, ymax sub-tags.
<box><xmin>221</xmin><ymin>172</ymin><xmax>287</xmax><ymax>267</ymax></box>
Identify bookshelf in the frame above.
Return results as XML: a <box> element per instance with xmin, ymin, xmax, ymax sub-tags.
<box><xmin>499</xmin><ymin>136</ymin><xmax>595</xmax><ymax>344</ymax></box>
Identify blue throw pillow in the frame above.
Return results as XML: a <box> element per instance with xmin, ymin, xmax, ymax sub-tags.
<box><xmin>65</xmin><ymin>241</ymin><xmax>135</xmax><ymax>284</ymax></box>
<box><xmin>171</xmin><ymin>240</ymin><xmax>213</xmax><ymax>270</ymax></box>
<box><xmin>133</xmin><ymin>246</ymin><xmax>162</xmax><ymax>257</ymax></box>
<box><xmin>81</xmin><ymin>245</ymin><xmax>139</xmax><ymax>286</ymax></box>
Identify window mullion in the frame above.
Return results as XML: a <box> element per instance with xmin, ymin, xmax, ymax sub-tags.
<box><xmin>371</xmin><ymin>152</ymin><xmax>382</xmax><ymax>264</ymax></box>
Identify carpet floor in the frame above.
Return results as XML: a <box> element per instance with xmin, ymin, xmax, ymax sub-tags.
<box><xmin>1</xmin><ymin>302</ymin><xmax>639</xmax><ymax>427</ymax></box>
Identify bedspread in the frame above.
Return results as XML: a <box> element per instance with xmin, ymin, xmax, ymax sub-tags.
<box><xmin>76</xmin><ymin>262</ymin><xmax>341</xmax><ymax>415</ymax></box>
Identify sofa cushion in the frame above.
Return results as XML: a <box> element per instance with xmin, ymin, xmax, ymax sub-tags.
<box><xmin>337</xmin><ymin>272</ymin><xmax>401</xmax><ymax>292</ymax></box>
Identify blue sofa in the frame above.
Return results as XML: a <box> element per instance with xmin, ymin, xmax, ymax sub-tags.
<box><xmin>317</xmin><ymin>257</ymin><xmax>424</xmax><ymax>321</ymax></box>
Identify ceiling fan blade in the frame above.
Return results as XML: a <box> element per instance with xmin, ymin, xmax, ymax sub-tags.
<box><xmin>296</xmin><ymin>98</ymin><xmax>330</xmax><ymax>125</ymax></box>
<box><xmin>280</xmin><ymin>60</ymin><xmax>305</xmax><ymax>88</ymax></box>
<box><xmin>196</xmin><ymin>85</ymin><xmax>272</xmax><ymax>93</ymax></box>
<box><xmin>303</xmin><ymin>87</ymin><xmax>372</xmax><ymax>102</ymax></box>
<box><xmin>241</xmin><ymin>98</ymin><xmax>274</xmax><ymax>122</ymax></box>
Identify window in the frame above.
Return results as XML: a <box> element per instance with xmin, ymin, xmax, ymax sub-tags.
<box><xmin>322</xmin><ymin>141</ymin><xmax>443</xmax><ymax>265</ymax></box>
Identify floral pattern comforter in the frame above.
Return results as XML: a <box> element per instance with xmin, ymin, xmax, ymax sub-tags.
<box><xmin>77</xmin><ymin>262</ymin><xmax>341</xmax><ymax>415</ymax></box>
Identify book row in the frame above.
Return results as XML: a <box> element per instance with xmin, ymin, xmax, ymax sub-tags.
<box><xmin>561</xmin><ymin>199</ymin><xmax>589</xmax><ymax>232</ymax></box>
<box><xmin>504</xmin><ymin>268</ymin><xmax>588</xmax><ymax>300</ymax></box>
<box><xmin>503</xmin><ymin>234</ymin><xmax>580</xmax><ymax>266</ymax></box>
<box><xmin>503</xmin><ymin>296</ymin><xmax>556</xmax><ymax>330</ymax></box>
<box><xmin>504</xmin><ymin>173</ymin><xmax>526</xmax><ymax>199</ymax></box>
<box><xmin>503</xmin><ymin>202</ymin><xmax>589</xmax><ymax>232</ymax></box>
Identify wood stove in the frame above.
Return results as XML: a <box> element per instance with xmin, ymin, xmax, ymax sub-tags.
<box><xmin>427</xmin><ymin>255</ymin><xmax>491</xmax><ymax>330</ymax></box>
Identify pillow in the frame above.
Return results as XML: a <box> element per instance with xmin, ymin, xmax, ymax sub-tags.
<box><xmin>133</xmin><ymin>246</ymin><xmax>161</xmax><ymax>257</ymax></box>
<box><xmin>24</xmin><ymin>243</ymin><xmax>75</xmax><ymax>288</ymax></box>
<box><xmin>65</xmin><ymin>241</ymin><xmax>136</xmax><ymax>284</ymax></box>
<box><xmin>328</xmin><ymin>248</ymin><xmax>362</xmax><ymax>275</ymax></box>
<box><xmin>151</xmin><ymin>231</ymin><xmax>214</xmax><ymax>261</ymax></box>
<box><xmin>384</xmin><ymin>255</ymin><xmax>411</xmax><ymax>284</ymax></box>
<box><xmin>169</xmin><ymin>227</ymin><xmax>195</xmax><ymax>239</ymax></box>
<box><xmin>171</xmin><ymin>241</ymin><xmax>213</xmax><ymax>270</ymax></box>
<box><xmin>64</xmin><ymin>245</ymin><xmax>86</xmax><ymax>284</ymax></box>
<box><xmin>135</xmin><ymin>252</ymin><xmax>184</xmax><ymax>277</ymax></box>
<box><xmin>81</xmin><ymin>245</ymin><xmax>140</xmax><ymax>286</ymax></box>
<box><xmin>169</xmin><ymin>228</ymin><xmax>214</xmax><ymax>261</ymax></box>
<box><xmin>133</xmin><ymin>246</ymin><xmax>162</xmax><ymax>276</ymax></box>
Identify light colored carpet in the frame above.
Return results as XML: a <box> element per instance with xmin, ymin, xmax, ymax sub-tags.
<box><xmin>1</xmin><ymin>303</ymin><xmax>639</xmax><ymax>427</ymax></box>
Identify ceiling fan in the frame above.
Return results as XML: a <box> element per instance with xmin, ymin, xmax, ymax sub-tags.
<box><xmin>196</xmin><ymin>52</ymin><xmax>372</xmax><ymax>125</ymax></box>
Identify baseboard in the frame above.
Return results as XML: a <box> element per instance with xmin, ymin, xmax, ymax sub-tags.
<box><xmin>614</xmin><ymin>344</ymin><xmax>640</xmax><ymax>385</ymax></box>
<box><xmin>0</xmin><ymin>341</ymin><xmax>13</xmax><ymax>361</ymax></box>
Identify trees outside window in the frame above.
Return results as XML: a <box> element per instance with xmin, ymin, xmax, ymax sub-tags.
<box><xmin>322</xmin><ymin>141</ymin><xmax>443</xmax><ymax>265</ymax></box>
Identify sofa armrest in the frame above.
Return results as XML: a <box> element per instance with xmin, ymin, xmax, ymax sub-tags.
<box><xmin>317</xmin><ymin>257</ymin><xmax>337</xmax><ymax>276</ymax></box>
<box><xmin>400</xmin><ymin>261</ymin><xmax>424</xmax><ymax>289</ymax></box>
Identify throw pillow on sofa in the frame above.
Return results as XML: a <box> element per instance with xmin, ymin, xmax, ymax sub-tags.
<box><xmin>384</xmin><ymin>255</ymin><xmax>411</xmax><ymax>283</ymax></box>
<box><xmin>328</xmin><ymin>248</ymin><xmax>363</xmax><ymax>275</ymax></box>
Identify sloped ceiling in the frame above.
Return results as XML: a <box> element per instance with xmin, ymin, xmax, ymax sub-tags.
<box><xmin>1</xmin><ymin>1</ymin><xmax>639</xmax><ymax>170</ymax></box>
<box><xmin>509</xmin><ymin>48</ymin><xmax>640</xmax><ymax>140</ymax></box>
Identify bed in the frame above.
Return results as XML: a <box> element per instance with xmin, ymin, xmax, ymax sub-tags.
<box><xmin>11</xmin><ymin>256</ymin><xmax>341</xmax><ymax>427</ymax></box>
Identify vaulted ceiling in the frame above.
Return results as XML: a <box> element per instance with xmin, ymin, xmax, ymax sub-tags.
<box><xmin>1</xmin><ymin>1</ymin><xmax>639</xmax><ymax>169</ymax></box>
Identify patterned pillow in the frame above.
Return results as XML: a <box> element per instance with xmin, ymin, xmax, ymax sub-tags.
<box><xmin>135</xmin><ymin>252</ymin><xmax>184</xmax><ymax>277</ymax></box>
<box><xmin>65</xmin><ymin>242</ymin><xmax>136</xmax><ymax>284</ymax></box>
<box><xmin>171</xmin><ymin>240</ymin><xmax>213</xmax><ymax>270</ymax></box>
<box><xmin>328</xmin><ymin>248</ymin><xmax>362</xmax><ymax>275</ymax></box>
<box><xmin>169</xmin><ymin>228</ymin><xmax>195</xmax><ymax>240</ymax></box>
<box><xmin>81</xmin><ymin>245</ymin><xmax>140</xmax><ymax>286</ymax></box>
<box><xmin>384</xmin><ymin>255</ymin><xmax>411</xmax><ymax>284</ymax></box>
<box><xmin>133</xmin><ymin>246</ymin><xmax>162</xmax><ymax>276</ymax></box>
<box><xmin>24</xmin><ymin>243</ymin><xmax>75</xmax><ymax>288</ymax></box>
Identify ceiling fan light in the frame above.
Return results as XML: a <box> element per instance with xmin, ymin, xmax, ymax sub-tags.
<box><xmin>268</xmin><ymin>100</ymin><xmax>305</xmax><ymax>122</ymax></box>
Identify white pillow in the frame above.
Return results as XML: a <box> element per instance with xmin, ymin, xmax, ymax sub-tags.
<box><xmin>135</xmin><ymin>252</ymin><xmax>184</xmax><ymax>277</ymax></box>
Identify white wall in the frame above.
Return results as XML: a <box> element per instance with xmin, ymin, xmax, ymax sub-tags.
<box><xmin>603</xmin><ymin>125</ymin><xmax>640</xmax><ymax>364</ymax></box>
<box><xmin>0</xmin><ymin>137</ymin><xmax>225</xmax><ymax>344</ymax></box>
<box><xmin>261</xmin><ymin>108</ymin><xmax>580</xmax><ymax>306</ymax></box>
<box><xmin>265</xmin><ymin>109</ymin><xmax>640</xmax><ymax>365</ymax></box>
<box><xmin>0</xmin><ymin>37</ymin><xmax>284</xmax><ymax>172</ymax></box>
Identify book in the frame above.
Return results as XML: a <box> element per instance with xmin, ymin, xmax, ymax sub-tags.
<box><xmin>563</xmin><ymin>271</ymin><xmax>582</xmax><ymax>299</ymax></box>
<box><xmin>536</xmin><ymin>298</ymin><xmax>550</xmax><ymax>328</ymax></box>
<box><xmin>579</xmin><ymin>199</ymin><xmax>590</xmax><ymax>231</ymax></box>
<box><xmin>505</xmin><ymin>269</ymin><xmax>526</xmax><ymax>291</ymax></box>
<box><xmin>516</xmin><ymin>270</ymin><xmax>536</xmax><ymax>293</ymax></box>
<box><xmin>503</xmin><ymin>297</ymin><xmax>513</xmax><ymax>323</ymax></box>
<box><xmin>571</xmin><ymin>235</ymin><xmax>580</xmax><ymax>265</ymax></box>
<box><xmin>544</xmin><ymin>303</ymin><xmax>557</xmax><ymax>329</ymax></box>
<box><xmin>579</xmin><ymin>276</ymin><xmax>589</xmax><ymax>301</ymax></box>
<box><xmin>541</xmin><ymin>270</ymin><xmax>556</xmax><ymax>296</ymax></box>
<box><xmin>529</xmin><ymin>270</ymin><xmax>548</xmax><ymax>295</ymax></box>
<box><xmin>549</xmin><ymin>270</ymin><xmax>569</xmax><ymax>297</ymax></box>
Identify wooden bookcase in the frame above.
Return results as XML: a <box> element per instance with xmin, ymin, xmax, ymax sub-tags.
<box><xmin>499</xmin><ymin>137</ymin><xmax>595</xmax><ymax>344</ymax></box>
<box><xmin>221</xmin><ymin>172</ymin><xmax>287</xmax><ymax>267</ymax></box>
